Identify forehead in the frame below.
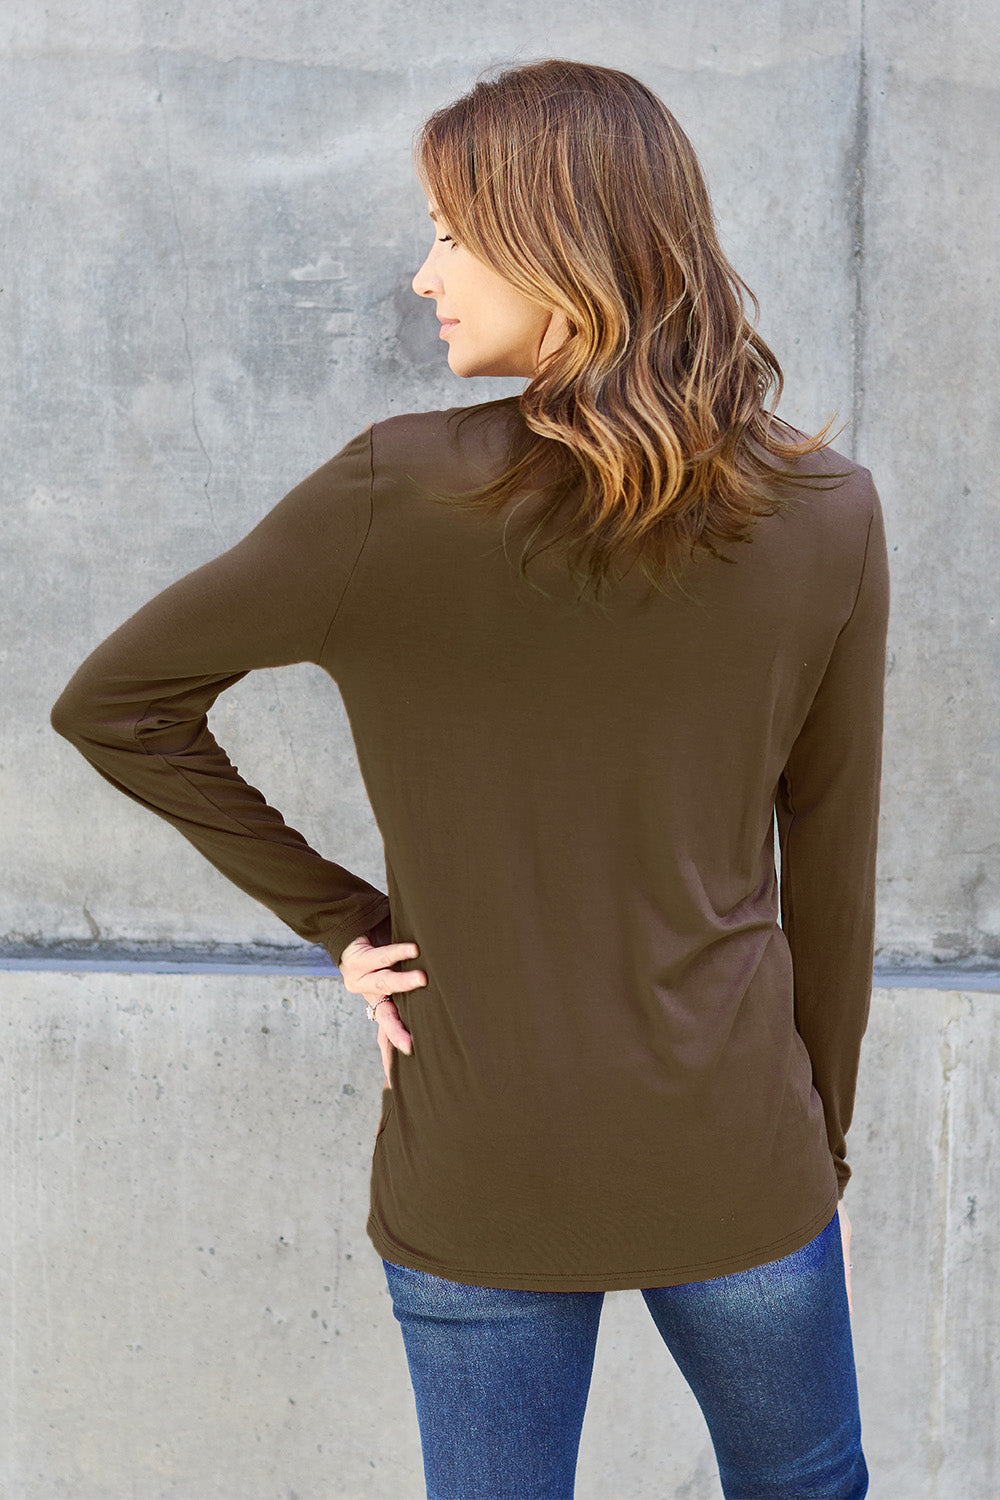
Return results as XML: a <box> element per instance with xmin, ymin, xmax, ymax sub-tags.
<box><xmin>422</xmin><ymin>190</ymin><xmax>447</xmax><ymax>222</ymax></box>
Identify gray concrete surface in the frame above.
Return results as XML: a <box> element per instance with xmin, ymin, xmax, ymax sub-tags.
<box><xmin>1</xmin><ymin>974</ymin><xmax>997</xmax><ymax>1499</ymax></box>
<box><xmin>3</xmin><ymin>0</ymin><xmax>996</xmax><ymax>965</ymax></box>
<box><xmin>3</xmin><ymin>1</ymin><xmax>1000</xmax><ymax>1496</ymax></box>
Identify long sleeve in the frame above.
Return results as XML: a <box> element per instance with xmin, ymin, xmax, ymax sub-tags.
<box><xmin>775</xmin><ymin>474</ymin><xmax>891</xmax><ymax>1199</ymax></box>
<box><xmin>50</xmin><ymin>425</ymin><xmax>391</xmax><ymax>966</ymax></box>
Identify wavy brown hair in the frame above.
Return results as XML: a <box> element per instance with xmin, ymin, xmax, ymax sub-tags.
<box><xmin>412</xmin><ymin>57</ymin><xmax>854</xmax><ymax>604</ymax></box>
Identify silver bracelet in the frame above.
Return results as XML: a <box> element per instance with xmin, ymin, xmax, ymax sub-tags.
<box><xmin>366</xmin><ymin>996</ymin><xmax>391</xmax><ymax>1022</ymax></box>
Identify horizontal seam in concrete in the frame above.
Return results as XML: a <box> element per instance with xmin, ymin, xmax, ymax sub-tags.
<box><xmin>869</xmin><ymin>970</ymin><xmax>1000</xmax><ymax>994</ymax></box>
<box><xmin>0</xmin><ymin>45</ymin><xmax>424</xmax><ymax>73</ymax></box>
<box><xmin>0</xmin><ymin>959</ymin><xmax>341</xmax><ymax>975</ymax></box>
<box><xmin>2</xmin><ymin>958</ymin><xmax>999</xmax><ymax>992</ymax></box>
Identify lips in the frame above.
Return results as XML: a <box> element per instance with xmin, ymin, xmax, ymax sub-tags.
<box><xmin>437</xmin><ymin>317</ymin><xmax>459</xmax><ymax>327</ymax></box>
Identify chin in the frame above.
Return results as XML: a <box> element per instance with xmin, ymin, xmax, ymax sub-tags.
<box><xmin>448</xmin><ymin>352</ymin><xmax>523</xmax><ymax>379</ymax></box>
<box><xmin>448</xmin><ymin>356</ymin><xmax>483</xmax><ymax>379</ymax></box>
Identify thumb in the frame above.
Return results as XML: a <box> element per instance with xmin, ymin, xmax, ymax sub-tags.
<box><xmin>339</xmin><ymin>933</ymin><xmax>374</xmax><ymax>967</ymax></box>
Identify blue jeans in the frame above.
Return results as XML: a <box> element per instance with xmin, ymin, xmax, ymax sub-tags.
<box><xmin>382</xmin><ymin>1209</ymin><xmax>867</xmax><ymax>1499</ymax></box>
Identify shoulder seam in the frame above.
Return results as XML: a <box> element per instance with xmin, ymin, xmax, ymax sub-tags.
<box><xmin>316</xmin><ymin>425</ymin><xmax>376</xmax><ymax>661</ymax></box>
<box><xmin>840</xmin><ymin>472</ymin><xmax>878</xmax><ymax>633</ymax></box>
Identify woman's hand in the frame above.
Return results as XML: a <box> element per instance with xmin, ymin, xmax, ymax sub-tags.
<box><xmin>339</xmin><ymin>922</ymin><xmax>427</xmax><ymax>1088</ymax></box>
<box><xmin>837</xmin><ymin>1201</ymin><xmax>853</xmax><ymax>1317</ymax></box>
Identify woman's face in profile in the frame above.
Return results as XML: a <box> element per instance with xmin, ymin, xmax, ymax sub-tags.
<box><xmin>412</xmin><ymin>193</ymin><xmax>569</xmax><ymax>379</ymax></box>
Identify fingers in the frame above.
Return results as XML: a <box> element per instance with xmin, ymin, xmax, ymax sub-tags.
<box><xmin>360</xmin><ymin>964</ymin><xmax>425</xmax><ymax>1034</ymax></box>
<box><xmin>369</xmin><ymin>966</ymin><xmax>427</xmax><ymax>994</ymax></box>
<box><xmin>338</xmin><ymin>935</ymin><xmax>424</xmax><ymax>1077</ymax></box>
<box><xmin>378</xmin><ymin>1027</ymin><xmax>393</xmax><ymax>1088</ymax></box>
<box><xmin>340</xmin><ymin>939</ymin><xmax>426</xmax><ymax>1000</ymax></box>
<box><xmin>339</xmin><ymin>935</ymin><xmax>419</xmax><ymax>971</ymax></box>
<box><xmin>370</xmin><ymin>998</ymin><xmax>412</xmax><ymax>1055</ymax></box>
<box><xmin>377</xmin><ymin>941</ymin><xmax>419</xmax><ymax>958</ymax></box>
<box><xmin>362</xmin><ymin>941</ymin><xmax>420</xmax><ymax>972</ymax></box>
<box><xmin>377</xmin><ymin>1010</ymin><xmax>414</xmax><ymax>1088</ymax></box>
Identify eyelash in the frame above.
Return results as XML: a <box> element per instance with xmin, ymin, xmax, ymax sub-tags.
<box><xmin>437</xmin><ymin>235</ymin><xmax>456</xmax><ymax>246</ymax></box>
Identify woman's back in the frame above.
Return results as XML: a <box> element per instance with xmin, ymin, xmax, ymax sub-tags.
<box><xmin>342</xmin><ymin>398</ymin><xmax>887</xmax><ymax>1289</ymax></box>
<box><xmin>51</xmin><ymin>392</ymin><xmax>888</xmax><ymax>1291</ymax></box>
<box><xmin>49</xmin><ymin>55</ymin><xmax>884</xmax><ymax>1494</ymax></box>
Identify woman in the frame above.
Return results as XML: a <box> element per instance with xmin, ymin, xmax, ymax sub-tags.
<box><xmin>51</xmin><ymin>58</ymin><xmax>888</xmax><ymax>1500</ymax></box>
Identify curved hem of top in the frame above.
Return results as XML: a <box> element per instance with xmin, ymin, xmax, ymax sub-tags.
<box><xmin>365</xmin><ymin>1188</ymin><xmax>841</xmax><ymax>1293</ymax></box>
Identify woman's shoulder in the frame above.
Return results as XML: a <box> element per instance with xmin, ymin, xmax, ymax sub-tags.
<box><xmin>748</xmin><ymin>423</ymin><xmax>879</xmax><ymax>535</ymax></box>
<box><xmin>368</xmin><ymin>396</ymin><xmax>526</xmax><ymax>486</ymax></box>
<box><xmin>371</xmin><ymin>396</ymin><xmax>522</xmax><ymax>449</ymax></box>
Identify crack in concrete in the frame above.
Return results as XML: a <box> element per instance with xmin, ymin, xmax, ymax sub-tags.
<box><xmin>268</xmin><ymin>673</ymin><xmax>318</xmax><ymax>832</ymax></box>
<box><xmin>927</xmin><ymin>993</ymin><xmax>967</xmax><ymax>1492</ymax></box>
<box><xmin>850</xmin><ymin>0</ymin><xmax>869</xmax><ymax>463</ymax></box>
<box><xmin>153</xmin><ymin>55</ymin><xmax>223</xmax><ymax>545</ymax></box>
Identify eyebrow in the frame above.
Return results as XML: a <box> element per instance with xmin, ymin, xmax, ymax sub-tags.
<box><xmin>428</xmin><ymin>209</ymin><xmax>439</xmax><ymax>221</ymax></box>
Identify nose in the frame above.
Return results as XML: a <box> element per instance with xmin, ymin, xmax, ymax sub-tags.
<box><xmin>412</xmin><ymin>250</ymin><xmax>442</xmax><ymax>299</ymax></box>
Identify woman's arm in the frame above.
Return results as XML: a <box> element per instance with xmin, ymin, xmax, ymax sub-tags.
<box><xmin>775</xmin><ymin>473</ymin><xmax>891</xmax><ymax>1200</ymax></box>
<box><xmin>50</xmin><ymin>426</ymin><xmax>391</xmax><ymax>965</ymax></box>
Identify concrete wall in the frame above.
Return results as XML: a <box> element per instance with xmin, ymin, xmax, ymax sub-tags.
<box><xmin>3</xmin><ymin>1</ymin><xmax>999</xmax><ymax>1496</ymax></box>
<box><xmin>5</xmin><ymin>0</ymin><xmax>997</xmax><ymax>964</ymax></box>
<box><xmin>2</xmin><ymin>973</ymin><xmax>998</xmax><ymax>1498</ymax></box>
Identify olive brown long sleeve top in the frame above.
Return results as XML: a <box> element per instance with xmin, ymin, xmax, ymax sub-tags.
<box><xmin>51</xmin><ymin>398</ymin><xmax>890</xmax><ymax>1292</ymax></box>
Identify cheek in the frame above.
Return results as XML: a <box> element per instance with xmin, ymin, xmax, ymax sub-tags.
<box><xmin>487</xmin><ymin>297</ymin><xmax>538</xmax><ymax>350</ymax></box>
<box><xmin>511</xmin><ymin>307</ymin><xmax>549</xmax><ymax>356</ymax></box>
